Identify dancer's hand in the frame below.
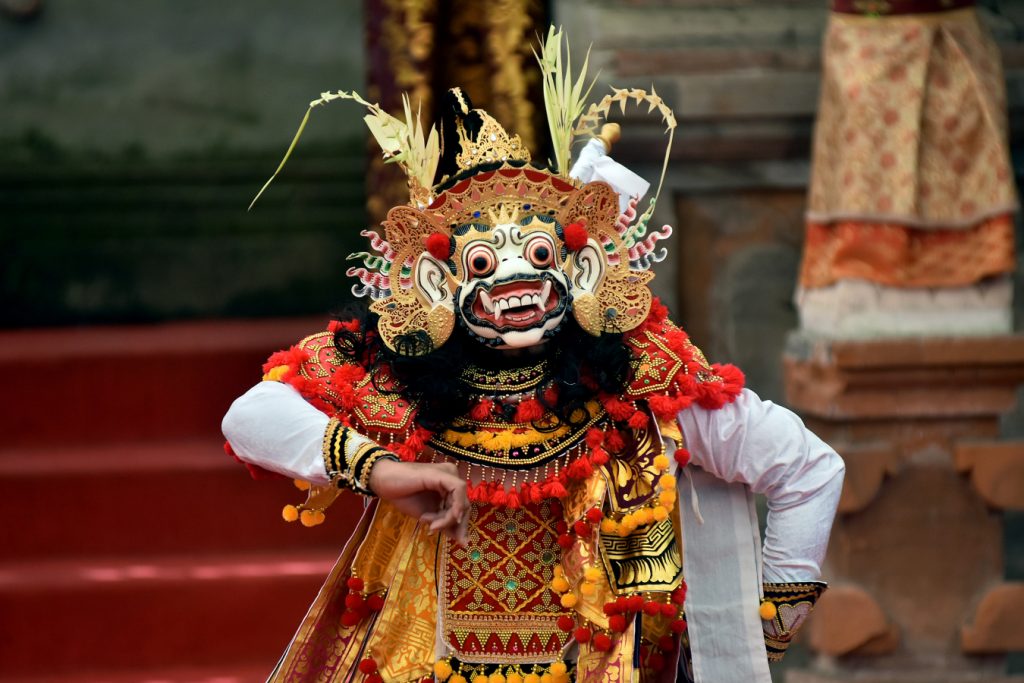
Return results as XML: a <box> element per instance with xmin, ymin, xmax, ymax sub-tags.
<box><xmin>368</xmin><ymin>460</ymin><xmax>469</xmax><ymax>546</ymax></box>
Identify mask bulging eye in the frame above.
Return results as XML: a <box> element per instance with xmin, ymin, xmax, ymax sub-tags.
<box><xmin>465</xmin><ymin>244</ymin><xmax>497</xmax><ymax>278</ymax></box>
<box><xmin>525</xmin><ymin>236</ymin><xmax>554</xmax><ymax>268</ymax></box>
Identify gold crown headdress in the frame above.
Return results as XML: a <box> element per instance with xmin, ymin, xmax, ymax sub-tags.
<box><xmin>251</xmin><ymin>27</ymin><xmax>678</xmax><ymax>350</ymax></box>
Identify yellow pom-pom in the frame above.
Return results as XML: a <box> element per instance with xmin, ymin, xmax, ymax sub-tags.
<box><xmin>507</xmin><ymin>674</ymin><xmax>523</xmax><ymax>683</ymax></box>
<box><xmin>579</xmin><ymin>582</ymin><xmax>596</xmax><ymax>596</ymax></box>
<box><xmin>451</xmin><ymin>676</ymin><xmax>468</xmax><ymax>683</ymax></box>
<box><xmin>524</xmin><ymin>674</ymin><xmax>541</xmax><ymax>683</ymax></box>
<box><xmin>560</xmin><ymin>593</ymin><xmax>579</xmax><ymax>608</ymax></box>
<box><xmin>434</xmin><ymin>660</ymin><xmax>453</xmax><ymax>681</ymax></box>
<box><xmin>759</xmin><ymin>600</ymin><xmax>778</xmax><ymax>620</ymax></box>
<box><xmin>474</xmin><ymin>674</ymin><xmax>489</xmax><ymax>683</ymax></box>
<box><xmin>652</xmin><ymin>505</ymin><xmax>669</xmax><ymax>522</ymax></box>
<box><xmin>262</xmin><ymin>365</ymin><xmax>289</xmax><ymax>382</ymax></box>
<box><xmin>549</xmin><ymin>662</ymin><xmax>567</xmax><ymax>676</ymax></box>
<box><xmin>551</xmin><ymin>577</ymin><xmax>570</xmax><ymax>593</ymax></box>
<box><xmin>299</xmin><ymin>509</ymin><xmax>317</xmax><ymax>527</ymax></box>
<box><xmin>600</xmin><ymin>518</ymin><xmax>618</xmax><ymax>534</ymax></box>
<box><xmin>659</xmin><ymin>474</ymin><xmax>677</xmax><ymax>489</ymax></box>
<box><xmin>659</xmin><ymin>489</ymin><xmax>677</xmax><ymax>506</ymax></box>
<box><xmin>583</xmin><ymin>566</ymin><xmax>602</xmax><ymax>582</ymax></box>
<box><xmin>282</xmin><ymin>505</ymin><xmax>299</xmax><ymax>523</ymax></box>
<box><xmin>653</xmin><ymin>454</ymin><xmax>670</xmax><ymax>472</ymax></box>
<box><xmin>553</xmin><ymin>564</ymin><xmax>564</xmax><ymax>577</ymax></box>
<box><xmin>489</xmin><ymin>673</ymin><xmax>506</xmax><ymax>683</ymax></box>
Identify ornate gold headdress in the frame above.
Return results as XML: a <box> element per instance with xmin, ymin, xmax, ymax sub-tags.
<box><xmin>251</xmin><ymin>26</ymin><xmax>677</xmax><ymax>352</ymax></box>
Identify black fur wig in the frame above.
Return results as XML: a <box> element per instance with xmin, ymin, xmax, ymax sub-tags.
<box><xmin>332</xmin><ymin>304</ymin><xmax>634</xmax><ymax>432</ymax></box>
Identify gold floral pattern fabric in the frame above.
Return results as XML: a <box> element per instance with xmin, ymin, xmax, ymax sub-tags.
<box><xmin>803</xmin><ymin>8</ymin><xmax>1017</xmax><ymax>289</ymax></box>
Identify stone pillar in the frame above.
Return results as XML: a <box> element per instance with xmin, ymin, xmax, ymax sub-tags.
<box><xmin>783</xmin><ymin>334</ymin><xmax>1024</xmax><ymax>682</ymax></box>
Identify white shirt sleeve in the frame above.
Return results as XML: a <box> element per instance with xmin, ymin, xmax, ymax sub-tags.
<box><xmin>677</xmin><ymin>388</ymin><xmax>845</xmax><ymax>583</ymax></box>
<box><xmin>221</xmin><ymin>381</ymin><xmax>332</xmax><ymax>485</ymax></box>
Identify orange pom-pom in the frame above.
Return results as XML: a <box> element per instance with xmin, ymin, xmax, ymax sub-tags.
<box><xmin>563</xmin><ymin>222</ymin><xmax>589</xmax><ymax>250</ymax></box>
<box><xmin>282</xmin><ymin>505</ymin><xmax>299</xmax><ymax>522</ymax></box>
<box><xmin>426</xmin><ymin>232</ymin><xmax>451</xmax><ymax>261</ymax></box>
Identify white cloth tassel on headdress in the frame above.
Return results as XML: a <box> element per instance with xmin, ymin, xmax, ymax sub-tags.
<box><xmin>569</xmin><ymin>138</ymin><xmax>650</xmax><ymax>215</ymax></box>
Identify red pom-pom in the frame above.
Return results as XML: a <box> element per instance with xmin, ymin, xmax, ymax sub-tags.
<box><xmin>515</xmin><ymin>398</ymin><xmax>545</xmax><ymax>423</ymax></box>
<box><xmin>573</xmin><ymin>520</ymin><xmax>591</xmax><ymax>536</ymax></box>
<box><xmin>345</xmin><ymin>593</ymin><xmax>365</xmax><ymax>610</ymax></box>
<box><xmin>425</xmin><ymin>232</ymin><xmax>451</xmax><ymax>261</ymax></box>
<box><xmin>671</xmin><ymin>585</ymin><xmax>687</xmax><ymax>604</ymax></box>
<box><xmin>543</xmin><ymin>480</ymin><xmax>568</xmax><ymax>498</ymax></box>
<box><xmin>574</xmin><ymin>627</ymin><xmax>593</xmax><ymax>643</ymax></box>
<box><xmin>592</xmin><ymin>633</ymin><xmax>613</xmax><ymax>652</ymax></box>
<box><xmin>585</xmin><ymin>507</ymin><xmax>604</xmax><ymax>523</ymax></box>
<box><xmin>340</xmin><ymin>610</ymin><xmax>361</xmax><ymax>627</ymax></box>
<box><xmin>643</xmin><ymin>601</ymin><xmax>661</xmax><ymax>617</ymax></box>
<box><xmin>557</xmin><ymin>533</ymin><xmax>575</xmax><ymax>549</ymax></box>
<box><xmin>543</xmin><ymin>386</ymin><xmax>559</xmax><ymax>404</ymax></box>
<box><xmin>346</xmin><ymin>576</ymin><xmax>365</xmax><ymax>592</ymax></box>
<box><xmin>567</xmin><ymin>456</ymin><xmax>594</xmax><ymax>480</ymax></box>
<box><xmin>367</xmin><ymin>594</ymin><xmax>386</xmax><ymax>611</ymax></box>
<box><xmin>603</xmin><ymin>602</ymin><xmax>621</xmax><ymax>616</ymax></box>
<box><xmin>557</xmin><ymin>615</ymin><xmax>575</xmax><ymax>632</ymax></box>
<box><xmin>605</xmin><ymin>430</ymin><xmax>626</xmax><ymax>453</ymax></box>
<box><xmin>589</xmin><ymin>447</ymin><xmax>609</xmax><ymax>466</ymax></box>
<box><xmin>660</xmin><ymin>603</ymin><xmax>676</xmax><ymax>617</ymax></box>
<box><xmin>626</xmin><ymin>595</ymin><xmax>644</xmax><ymax>612</ymax></box>
<box><xmin>627</xmin><ymin>410</ymin><xmax>649</xmax><ymax>430</ymax></box>
<box><xmin>585</xmin><ymin>428</ymin><xmax>605</xmax><ymax>449</ymax></box>
<box><xmin>556</xmin><ymin>520</ymin><xmax>569</xmax><ymax>535</ymax></box>
<box><xmin>670</xmin><ymin>618</ymin><xmax>688</xmax><ymax>634</ymax></box>
<box><xmin>615</xmin><ymin>596</ymin><xmax>629</xmax><ymax>611</ymax></box>
<box><xmin>658</xmin><ymin>635</ymin><xmax>677</xmax><ymax>652</ymax></box>
<box><xmin>563</xmin><ymin>222</ymin><xmax>589</xmax><ymax>251</ymax></box>
<box><xmin>609</xmin><ymin>614</ymin><xmax>628</xmax><ymax>633</ymax></box>
<box><xmin>506</xmin><ymin>490</ymin><xmax>522</xmax><ymax>509</ymax></box>
<box><xmin>469</xmin><ymin>398</ymin><xmax>492</xmax><ymax>420</ymax></box>
<box><xmin>490</xmin><ymin>487</ymin><xmax>509</xmax><ymax>507</ymax></box>
<box><xmin>358</xmin><ymin>658</ymin><xmax>378</xmax><ymax>674</ymax></box>
<box><xmin>648</xmin><ymin>653</ymin><xmax>665</xmax><ymax>672</ymax></box>
<box><xmin>674</xmin><ymin>448</ymin><xmax>691</xmax><ymax>468</ymax></box>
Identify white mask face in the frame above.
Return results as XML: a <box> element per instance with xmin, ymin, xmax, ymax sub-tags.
<box><xmin>453</xmin><ymin>222</ymin><xmax>571</xmax><ymax>348</ymax></box>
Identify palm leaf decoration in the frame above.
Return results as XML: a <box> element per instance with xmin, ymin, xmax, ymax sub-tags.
<box><xmin>250</xmin><ymin>90</ymin><xmax>439</xmax><ymax>210</ymax></box>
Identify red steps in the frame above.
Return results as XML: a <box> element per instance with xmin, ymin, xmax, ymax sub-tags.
<box><xmin>0</xmin><ymin>318</ymin><xmax>361</xmax><ymax>680</ymax></box>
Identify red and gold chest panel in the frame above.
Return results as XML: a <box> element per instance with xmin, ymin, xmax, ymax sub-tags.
<box><xmin>440</xmin><ymin>499</ymin><xmax>572</xmax><ymax>663</ymax></box>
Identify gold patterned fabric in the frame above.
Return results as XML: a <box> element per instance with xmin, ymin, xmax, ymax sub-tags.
<box><xmin>364</xmin><ymin>0</ymin><xmax>547</xmax><ymax>224</ymax></box>
<box><xmin>802</xmin><ymin>7</ymin><xmax>1017</xmax><ymax>289</ymax></box>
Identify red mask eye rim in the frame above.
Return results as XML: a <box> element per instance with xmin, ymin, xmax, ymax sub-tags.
<box><xmin>525</xmin><ymin>236</ymin><xmax>554</xmax><ymax>268</ymax></box>
<box><xmin>465</xmin><ymin>244</ymin><xmax>497</xmax><ymax>278</ymax></box>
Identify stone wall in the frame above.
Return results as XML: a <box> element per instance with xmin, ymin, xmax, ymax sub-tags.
<box><xmin>1</xmin><ymin>1</ymin><xmax>368</xmax><ymax>326</ymax></box>
<box><xmin>555</xmin><ymin>0</ymin><xmax>1024</xmax><ymax>402</ymax></box>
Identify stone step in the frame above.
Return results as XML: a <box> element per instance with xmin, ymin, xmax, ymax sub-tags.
<box><xmin>0</xmin><ymin>438</ymin><xmax>363</xmax><ymax>559</ymax></box>
<box><xmin>0</xmin><ymin>317</ymin><xmax>324</xmax><ymax>447</ymax></box>
<box><xmin>0</xmin><ymin>551</ymin><xmax>337</xmax><ymax>678</ymax></box>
